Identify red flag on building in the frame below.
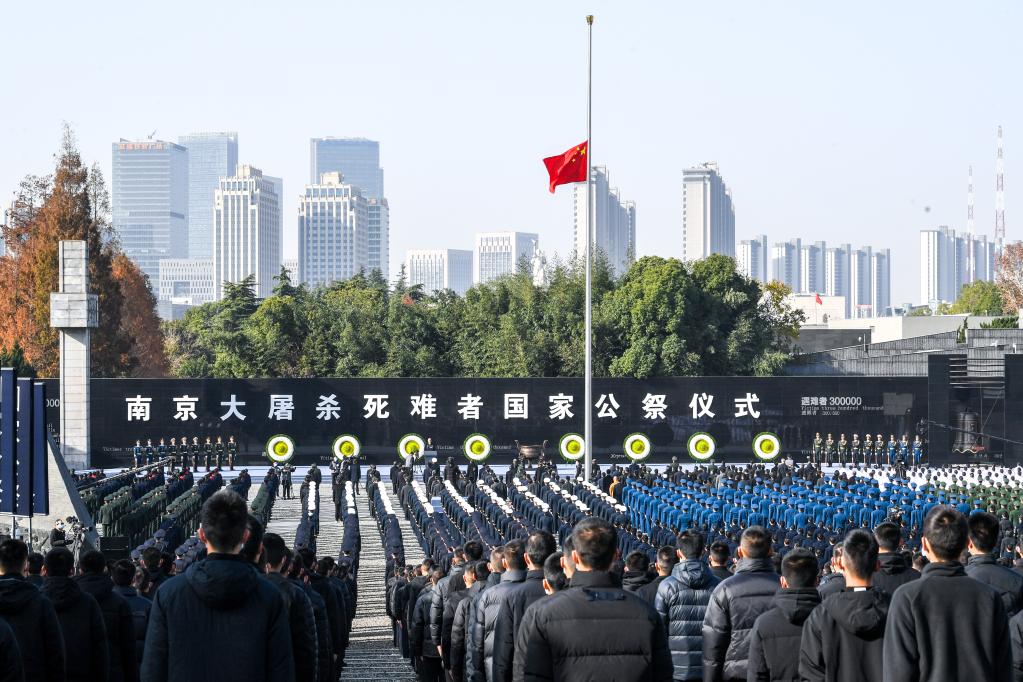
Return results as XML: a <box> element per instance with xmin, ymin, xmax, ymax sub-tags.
<box><xmin>815</xmin><ymin>293</ymin><xmax>823</xmax><ymax>305</ymax></box>
<box><xmin>543</xmin><ymin>141</ymin><xmax>588</xmax><ymax>193</ymax></box>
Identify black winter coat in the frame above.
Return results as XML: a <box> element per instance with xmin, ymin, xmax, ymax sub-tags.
<box><xmin>450</xmin><ymin>583</ymin><xmax>483</xmax><ymax>682</ymax></box>
<box><xmin>469</xmin><ymin>568</ymin><xmax>525</xmax><ymax>682</ymax></box>
<box><xmin>883</xmin><ymin>561</ymin><xmax>1011</xmax><ymax>682</ymax></box>
<box><xmin>0</xmin><ymin>575</ymin><xmax>65</xmax><ymax>682</ymax></box>
<box><xmin>654</xmin><ymin>560</ymin><xmax>721</xmax><ymax>681</ymax></box>
<box><xmin>701</xmin><ymin>557</ymin><xmax>779</xmax><ymax>682</ymax></box>
<box><xmin>1009</xmin><ymin>609</ymin><xmax>1023</xmax><ymax>682</ymax></box>
<box><xmin>513</xmin><ymin>570</ymin><xmax>672</xmax><ymax>682</ymax></box>
<box><xmin>300</xmin><ymin>581</ymin><xmax>334</xmax><ymax>682</ymax></box>
<box><xmin>430</xmin><ymin>564</ymin><xmax>465</xmax><ymax>644</ymax></box>
<box><xmin>492</xmin><ymin>569</ymin><xmax>546</xmax><ymax>682</ymax></box>
<box><xmin>637</xmin><ymin>574</ymin><xmax>668</xmax><ymax>605</ymax></box>
<box><xmin>623</xmin><ymin>570</ymin><xmax>654</xmax><ymax>593</ymax></box>
<box><xmin>410</xmin><ymin>585</ymin><xmax>438</xmax><ymax>658</ymax></box>
<box><xmin>966</xmin><ymin>553</ymin><xmax>1023</xmax><ymax>618</ymax></box>
<box><xmin>800</xmin><ymin>587</ymin><xmax>888</xmax><ymax>682</ymax></box>
<box><xmin>78</xmin><ymin>573</ymin><xmax>138</xmax><ymax>682</ymax></box>
<box><xmin>113</xmin><ymin>585</ymin><xmax>151</xmax><ymax>668</ymax></box>
<box><xmin>817</xmin><ymin>573</ymin><xmax>845</xmax><ymax>598</ymax></box>
<box><xmin>264</xmin><ymin>572</ymin><xmax>318</xmax><ymax>682</ymax></box>
<box><xmin>871</xmin><ymin>552</ymin><xmax>920</xmax><ymax>598</ymax></box>
<box><xmin>43</xmin><ymin>575</ymin><xmax>110</xmax><ymax>682</ymax></box>
<box><xmin>442</xmin><ymin>580</ymin><xmax>472</xmax><ymax>670</ymax></box>
<box><xmin>0</xmin><ymin>618</ymin><xmax>23</xmax><ymax>682</ymax></box>
<box><xmin>746</xmin><ymin>588</ymin><xmax>820</xmax><ymax>682</ymax></box>
<box><xmin>140</xmin><ymin>553</ymin><xmax>294</xmax><ymax>682</ymax></box>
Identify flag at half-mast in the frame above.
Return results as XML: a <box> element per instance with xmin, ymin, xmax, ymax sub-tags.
<box><xmin>815</xmin><ymin>293</ymin><xmax>823</xmax><ymax>305</ymax></box>
<box><xmin>543</xmin><ymin>141</ymin><xmax>588</xmax><ymax>193</ymax></box>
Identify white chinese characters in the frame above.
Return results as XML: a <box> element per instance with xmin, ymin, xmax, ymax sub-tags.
<box><xmin>457</xmin><ymin>394</ymin><xmax>483</xmax><ymax>420</ymax></box>
<box><xmin>172</xmin><ymin>395</ymin><xmax>198</xmax><ymax>421</ymax></box>
<box><xmin>411</xmin><ymin>394</ymin><xmax>438</xmax><ymax>419</ymax></box>
<box><xmin>316</xmin><ymin>394</ymin><xmax>341</xmax><ymax>421</ymax></box>
<box><xmin>363</xmin><ymin>395</ymin><xmax>390</xmax><ymax>419</ymax></box>
<box><xmin>126</xmin><ymin>395</ymin><xmax>152</xmax><ymax>422</ymax></box>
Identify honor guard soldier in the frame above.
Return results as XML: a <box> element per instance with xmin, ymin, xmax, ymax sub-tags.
<box><xmin>191</xmin><ymin>436</ymin><xmax>201</xmax><ymax>472</ymax></box>
<box><xmin>812</xmin><ymin>433</ymin><xmax>823</xmax><ymax>464</ymax></box>
<box><xmin>214</xmin><ymin>436</ymin><xmax>225</xmax><ymax>469</ymax></box>
<box><xmin>899</xmin><ymin>434</ymin><xmax>910</xmax><ymax>466</ymax></box>
<box><xmin>133</xmin><ymin>440</ymin><xmax>143</xmax><ymax>468</ymax></box>
<box><xmin>863</xmin><ymin>434</ymin><xmax>873</xmax><ymax>466</ymax></box>
<box><xmin>824</xmin><ymin>433</ymin><xmax>835</xmax><ymax>466</ymax></box>
<box><xmin>912</xmin><ymin>435</ymin><xmax>924</xmax><ymax>465</ymax></box>
<box><xmin>157</xmin><ymin>438</ymin><xmax>168</xmax><ymax>466</ymax></box>
<box><xmin>874</xmin><ymin>433</ymin><xmax>884</xmax><ymax>466</ymax></box>
<box><xmin>837</xmin><ymin>433</ymin><xmax>848</xmax><ymax>464</ymax></box>
<box><xmin>168</xmin><ymin>438</ymin><xmax>178</xmax><ymax>470</ymax></box>
<box><xmin>850</xmin><ymin>434</ymin><xmax>861</xmax><ymax>466</ymax></box>
<box><xmin>887</xmin><ymin>434</ymin><xmax>897</xmax><ymax>466</ymax></box>
<box><xmin>227</xmin><ymin>435</ymin><xmax>237</xmax><ymax>470</ymax></box>
<box><xmin>203</xmin><ymin>436</ymin><xmax>213</xmax><ymax>471</ymax></box>
<box><xmin>282</xmin><ymin>464</ymin><xmax>294</xmax><ymax>499</ymax></box>
<box><xmin>144</xmin><ymin>438</ymin><xmax>155</xmax><ymax>466</ymax></box>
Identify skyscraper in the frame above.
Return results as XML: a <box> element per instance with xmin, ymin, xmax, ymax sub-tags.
<box><xmin>213</xmin><ymin>165</ymin><xmax>282</xmax><ymax>300</ymax></box>
<box><xmin>850</xmin><ymin>246</ymin><xmax>874</xmax><ymax>317</ymax></box>
<box><xmin>297</xmin><ymin>172</ymin><xmax>368</xmax><ymax>288</ymax></box>
<box><xmin>825</xmin><ymin>243</ymin><xmax>852</xmax><ymax>318</ymax></box>
<box><xmin>870</xmin><ymin>248</ymin><xmax>892</xmax><ymax>316</ymax></box>
<box><xmin>178</xmin><ymin>132</ymin><xmax>238</xmax><ymax>259</ymax></box>
<box><xmin>474</xmin><ymin>232</ymin><xmax>538</xmax><ymax>284</ymax></box>
<box><xmin>158</xmin><ymin>258</ymin><xmax>214</xmax><ymax>306</ymax></box>
<box><xmin>406</xmin><ymin>249</ymin><xmax>473</xmax><ymax>295</ymax></box>
<box><xmin>573</xmin><ymin>166</ymin><xmax>636</xmax><ymax>276</ymax></box>
<box><xmin>919</xmin><ymin>226</ymin><xmax>996</xmax><ymax>305</ymax></box>
<box><xmin>111</xmin><ymin>139</ymin><xmax>188</xmax><ymax>290</ymax></box>
<box><xmin>800</xmin><ymin>241</ymin><xmax>827</xmax><ymax>295</ymax></box>
<box><xmin>682</xmin><ymin>162</ymin><xmax>735</xmax><ymax>261</ymax></box>
<box><xmin>310</xmin><ymin>137</ymin><xmax>388</xmax><ymax>278</ymax></box>
<box><xmin>770</xmin><ymin>238</ymin><xmax>801</xmax><ymax>292</ymax></box>
<box><xmin>737</xmin><ymin>235</ymin><xmax>768</xmax><ymax>282</ymax></box>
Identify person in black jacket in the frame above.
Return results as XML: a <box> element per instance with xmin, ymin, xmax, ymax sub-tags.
<box><xmin>966</xmin><ymin>511</ymin><xmax>1023</xmax><ymax>618</ymax></box>
<box><xmin>702</xmin><ymin>525</ymin><xmax>779</xmax><ymax>682</ymax></box>
<box><xmin>299</xmin><ymin>548</ymin><xmax>347</xmax><ymax>679</ymax></box>
<box><xmin>513</xmin><ymin>517</ymin><xmax>673</xmax><ymax>682</ymax></box>
<box><xmin>746</xmin><ymin>548</ymin><xmax>821</xmax><ymax>682</ymax></box>
<box><xmin>638</xmin><ymin>545</ymin><xmax>679</xmax><ymax>605</ymax></box>
<box><xmin>451</xmin><ymin>561</ymin><xmax>489</xmax><ymax>682</ymax></box>
<box><xmin>491</xmin><ymin>531</ymin><xmax>557</xmax><ymax>682</ymax></box>
<box><xmin>883</xmin><ymin>505</ymin><xmax>1011</xmax><ymax>682</ymax></box>
<box><xmin>469</xmin><ymin>540</ymin><xmax>527</xmax><ymax>682</ymax></box>
<box><xmin>290</xmin><ymin>555</ymin><xmax>333</xmax><ymax>682</ymax></box>
<box><xmin>872</xmin><ymin>522</ymin><xmax>920</xmax><ymax>597</ymax></box>
<box><xmin>0</xmin><ymin>539</ymin><xmax>65</xmax><ymax>682</ymax></box>
<box><xmin>0</xmin><ymin>617</ymin><xmax>23</xmax><ymax>682</ymax></box>
<box><xmin>141</xmin><ymin>489</ymin><xmax>294</xmax><ymax>682</ymax></box>
<box><xmin>800</xmin><ymin>529</ymin><xmax>889</xmax><ymax>682</ymax></box>
<box><xmin>817</xmin><ymin>544</ymin><xmax>846</xmax><ymax>598</ymax></box>
<box><xmin>110</xmin><ymin>559</ymin><xmax>151</xmax><ymax>669</ymax></box>
<box><xmin>430</xmin><ymin>544</ymin><xmax>470</xmax><ymax>661</ymax></box>
<box><xmin>77</xmin><ymin>550</ymin><xmax>138</xmax><ymax>682</ymax></box>
<box><xmin>411</xmin><ymin>569</ymin><xmax>444</xmax><ymax>682</ymax></box>
<box><xmin>709</xmin><ymin>542</ymin><xmax>734</xmax><ymax>582</ymax></box>
<box><xmin>42</xmin><ymin>546</ymin><xmax>110</xmax><ymax>682</ymax></box>
<box><xmin>622</xmin><ymin>550</ymin><xmax>654</xmax><ymax>593</ymax></box>
<box><xmin>655</xmin><ymin>530</ymin><xmax>720</xmax><ymax>681</ymax></box>
<box><xmin>263</xmin><ymin>534</ymin><xmax>318</xmax><ymax>682</ymax></box>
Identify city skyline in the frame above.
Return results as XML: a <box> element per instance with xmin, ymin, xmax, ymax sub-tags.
<box><xmin>1</xmin><ymin>2</ymin><xmax>1020</xmax><ymax>306</ymax></box>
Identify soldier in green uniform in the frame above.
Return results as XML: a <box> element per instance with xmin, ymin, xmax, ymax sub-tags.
<box><xmin>837</xmin><ymin>433</ymin><xmax>848</xmax><ymax>465</ymax></box>
<box><xmin>875</xmin><ymin>433</ymin><xmax>884</xmax><ymax>467</ymax></box>
<box><xmin>863</xmin><ymin>434</ymin><xmax>873</xmax><ymax>467</ymax></box>
<box><xmin>157</xmin><ymin>438</ymin><xmax>168</xmax><ymax>467</ymax></box>
<box><xmin>811</xmin><ymin>432</ymin><xmax>823</xmax><ymax>465</ymax></box>
<box><xmin>850</xmin><ymin>433</ymin><xmax>861</xmax><ymax>466</ymax></box>
<box><xmin>144</xmin><ymin>438</ymin><xmax>155</xmax><ymax>466</ymax></box>
<box><xmin>168</xmin><ymin>437</ymin><xmax>178</xmax><ymax>470</ymax></box>
<box><xmin>214</xmin><ymin>436</ymin><xmax>225</xmax><ymax>470</ymax></box>
<box><xmin>190</xmin><ymin>436</ymin><xmax>201</xmax><ymax>472</ymax></box>
<box><xmin>824</xmin><ymin>433</ymin><xmax>835</xmax><ymax>466</ymax></box>
<box><xmin>227</xmin><ymin>435</ymin><xmax>238</xmax><ymax>470</ymax></box>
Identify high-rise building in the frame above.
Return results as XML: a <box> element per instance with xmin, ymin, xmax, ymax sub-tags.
<box><xmin>474</xmin><ymin>232</ymin><xmax>538</xmax><ymax>283</ymax></box>
<box><xmin>682</xmin><ymin>162</ymin><xmax>735</xmax><ymax>261</ymax></box>
<box><xmin>297</xmin><ymin>172</ymin><xmax>368</xmax><ymax>288</ymax></box>
<box><xmin>158</xmin><ymin>258</ymin><xmax>214</xmax><ymax>306</ymax></box>
<box><xmin>213</xmin><ymin>165</ymin><xmax>282</xmax><ymax>300</ymax></box>
<box><xmin>870</xmin><ymin>248</ymin><xmax>892</xmax><ymax>316</ymax></box>
<box><xmin>573</xmin><ymin>167</ymin><xmax>636</xmax><ymax>276</ymax></box>
<box><xmin>800</xmin><ymin>241</ymin><xmax>827</xmax><ymax>295</ymax></box>
<box><xmin>737</xmin><ymin>235</ymin><xmax>768</xmax><ymax>283</ymax></box>
<box><xmin>282</xmin><ymin>258</ymin><xmax>299</xmax><ymax>278</ymax></box>
<box><xmin>310</xmin><ymin>137</ymin><xmax>388</xmax><ymax>278</ymax></box>
<box><xmin>111</xmin><ymin>139</ymin><xmax>189</xmax><ymax>290</ymax></box>
<box><xmin>919</xmin><ymin>226</ymin><xmax>996</xmax><ymax>305</ymax></box>
<box><xmin>771</xmin><ymin>238</ymin><xmax>801</xmax><ymax>292</ymax></box>
<box><xmin>178</xmin><ymin>132</ymin><xmax>238</xmax><ymax>259</ymax></box>
<box><xmin>406</xmin><ymin>249</ymin><xmax>473</xmax><ymax>295</ymax></box>
<box><xmin>849</xmin><ymin>246</ymin><xmax>876</xmax><ymax>317</ymax></box>
<box><xmin>825</xmin><ymin>243</ymin><xmax>852</xmax><ymax>318</ymax></box>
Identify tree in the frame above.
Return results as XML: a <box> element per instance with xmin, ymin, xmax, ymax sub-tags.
<box><xmin>0</xmin><ymin>127</ymin><xmax>160</xmax><ymax>377</ymax></box>
<box><xmin>997</xmin><ymin>242</ymin><xmax>1023</xmax><ymax>313</ymax></box>
<box><xmin>0</xmin><ymin>343</ymin><xmax>35</xmax><ymax>376</ymax></box>
<box><xmin>950</xmin><ymin>281</ymin><xmax>1004</xmax><ymax>315</ymax></box>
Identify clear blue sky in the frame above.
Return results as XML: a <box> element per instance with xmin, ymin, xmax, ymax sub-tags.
<box><xmin>1</xmin><ymin>0</ymin><xmax>1019</xmax><ymax>305</ymax></box>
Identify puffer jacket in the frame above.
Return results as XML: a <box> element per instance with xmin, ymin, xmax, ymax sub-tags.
<box><xmin>800</xmin><ymin>587</ymin><xmax>889</xmax><ymax>682</ymax></box>
<box><xmin>966</xmin><ymin>553</ymin><xmax>1023</xmax><ymax>618</ymax></box>
<box><xmin>654</xmin><ymin>560</ymin><xmax>720</xmax><ymax>681</ymax></box>
<box><xmin>451</xmin><ymin>582</ymin><xmax>485</xmax><ymax>682</ymax></box>
<box><xmin>701</xmin><ymin>557</ymin><xmax>779</xmax><ymax>682</ymax></box>
<box><xmin>746</xmin><ymin>588</ymin><xmax>820</xmax><ymax>682</ymax></box>
<box><xmin>871</xmin><ymin>552</ymin><xmax>919</xmax><ymax>598</ymax></box>
<box><xmin>468</xmin><ymin>569</ymin><xmax>525</xmax><ymax>682</ymax></box>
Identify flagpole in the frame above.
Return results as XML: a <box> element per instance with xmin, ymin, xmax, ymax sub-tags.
<box><xmin>583</xmin><ymin>14</ymin><xmax>594</xmax><ymax>483</ymax></box>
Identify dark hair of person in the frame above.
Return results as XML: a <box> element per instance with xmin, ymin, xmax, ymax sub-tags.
<box><xmin>463</xmin><ymin>562</ymin><xmax>477</xmax><ymax>580</ymax></box>
<box><xmin>79</xmin><ymin>550</ymin><xmax>106</xmax><ymax>574</ymax></box>
<box><xmin>740</xmin><ymin>526</ymin><xmax>772</xmax><ymax>560</ymax></box>
<box><xmin>503</xmin><ymin>540</ymin><xmax>527</xmax><ymax>571</ymax></box>
<box><xmin>0</xmin><ymin>539</ymin><xmax>28</xmax><ymax>574</ymax></box>
<box><xmin>656</xmin><ymin>545</ymin><xmax>680</xmax><ymax>572</ymax></box>
<box><xmin>842</xmin><ymin>529</ymin><xmax>879</xmax><ymax>579</ymax></box>
<box><xmin>110</xmin><ymin>559</ymin><xmax>137</xmax><ymax>587</ymax></box>
<box><xmin>473</xmin><ymin>560</ymin><xmax>491</xmax><ymax>583</ymax></box>
<box><xmin>44</xmin><ymin>547</ymin><xmax>75</xmax><ymax>577</ymax></box>
<box><xmin>489</xmin><ymin>547</ymin><xmax>505</xmax><ymax>572</ymax></box>
<box><xmin>781</xmin><ymin>548</ymin><xmax>818</xmax><ymax>588</ymax></box>
<box><xmin>262</xmin><ymin>532</ymin><xmax>289</xmax><ymax>569</ymax></box>
<box><xmin>26</xmin><ymin>551</ymin><xmax>43</xmax><ymax>575</ymax></box>
<box><xmin>967</xmin><ymin>511</ymin><xmax>1000</xmax><ymax>553</ymax></box>
<box><xmin>873</xmin><ymin>522</ymin><xmax>902</xmax><ymax>552</ymax></box>
<box><xmin>525</xmin><ymin>531</ymin><xmax>557</xmax><ymax>569</ymax></box>
<box><xmin>141</xmin><ymin>546</ymin><xmax>162</xmax><ymax>572</ymax></box>
<box><xmin>430</xmin><ymin>568</ymin><xmax>445</xmax><ymax>585</ymax></box>
<box><xmin>677</xmin><ymin>530</ymin><xmax>706</xmax><ymax>560</ymax></box>
<box><xmin>463</xmin><ymin>540</ymin><xmax>484</xmax><ymax>562</ymax></box>
<box><xmin>923</xmin><ymin>506</ymin><xmax>969</xmax><ymax>561</ymax></box>
<box><xmin>200</xmin><ymin>489</ymin><xmax>249</xmax><ymax>552</ymax></box>
<box><xmin>625</xmin><ymin>551</ymin><xmax>650</xmax><ymax>573</ymax></box>
<box><xmin>543</xmin><ymin>552</ymin><xmax>568</xmax><ymax>593</ymax></box>
<box><xmin>571</xmin><ymin>517</ymin><xmax>617</xmax><ymax>571</ymax></box>
<box><xmin>708</xmin><ymin>541</ymin><xmax>730</xmax><ymax>565</ymax></box>
<box><xmin>452</xmin><ymin>548</ymin><xmax>466</xmax><ymax>563</ymax></box>
<box><xmin>562</xmin><ymin>536</ymin><xmax>575</xmax><ymax>572</ymax></box>
<box><xmin>240</xmin><ymin>514</ymin><xmax>265</xmax><ymax>564</ymax></box>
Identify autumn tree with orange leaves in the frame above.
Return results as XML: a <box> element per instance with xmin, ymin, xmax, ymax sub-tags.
<box><xmin>0</xmin><ymin>127</ymin><xmax>167</xmax><ymax>377</ymax></box>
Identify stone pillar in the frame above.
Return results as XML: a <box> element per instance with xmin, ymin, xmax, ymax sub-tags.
<box><xmin>49</xmin><ymin>241</ymin><xmax>98</xmax><ymax>471</ymax></box>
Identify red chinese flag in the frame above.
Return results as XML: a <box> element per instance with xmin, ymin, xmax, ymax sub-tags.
<box><xmin>543</xmin><ymin>141</ymin><xmax>588</xmax><ymax>193</ymax></box>
<box><xmin>815</xmin><ymin>293</ymin><xmax>823</xmax><ymax>305</ymax></box>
